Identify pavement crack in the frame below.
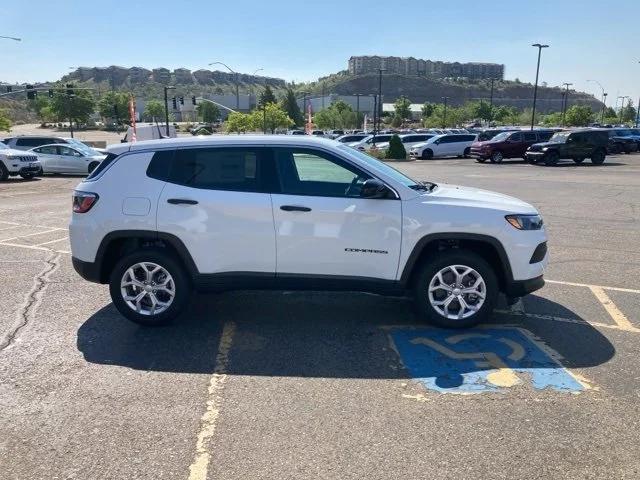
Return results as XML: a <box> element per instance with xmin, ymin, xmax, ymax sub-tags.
<box><xmin>0</xmin><ymin>251</ymin><xmax>61</xmax><ymax>352</ymax></box>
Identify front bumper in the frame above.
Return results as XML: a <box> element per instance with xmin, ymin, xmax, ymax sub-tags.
<box><xmin>504</xmin><ymin>275</ymin><xmax>545</xmax><ymax>297</ymax></box>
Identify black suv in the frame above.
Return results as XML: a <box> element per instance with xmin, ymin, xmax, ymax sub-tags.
<box><xmin>608</xmin><ymin>129</ymin><xmax>640</xmax><ymax>153</ymax></box>
<box><xmin>525</xmin><ymin>129</ymin><xmax>608</xmax><ymax>166</ymax></box>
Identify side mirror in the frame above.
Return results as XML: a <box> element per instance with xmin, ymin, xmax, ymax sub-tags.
<box><xmin>360</xmin><ymin>179</ymin><xmax>391</xmax><ymax>199</ymax></box>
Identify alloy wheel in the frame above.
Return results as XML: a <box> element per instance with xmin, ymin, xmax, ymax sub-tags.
<box><xmin>120</xmin><ymin>262</ymin><xmax>175</xmax><ymax>316</ymax></box>
<box><xmin>427</xmin><ymin>265</ymin><xmax>486</xmax><ymax>320</ymax></box>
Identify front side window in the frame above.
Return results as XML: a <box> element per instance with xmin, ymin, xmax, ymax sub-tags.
<box><xmin>275</xmin><ymin>148</ymin><xmax>371</xmax><ymax>197</ymax></box>
<box><xmin>170</xmin><ymin>148</ymin><xmax>263</xmax><ymax>192</ymax></box>
<box><xmin>523</xmin><ymin>132</ymin><xmax>537</xmax><ymax>142</ymax></box>
<box><xmin>36</xmin><ymin>145</ymin><xmax>58</xmax><ymax>155</ymax></box>
<box><xmin>509</xmin><ymin>132</ymin><xmax>523</xmax><ymax>142</ymax></box>
<box><xmin>59</xmin><ymin>146</ymin><xmax>82</xmax><ymax>157</ymax></box>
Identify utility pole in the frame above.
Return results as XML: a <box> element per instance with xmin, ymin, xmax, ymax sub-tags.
<box><xmin>322</xmin><ymin>82</ymin><xmax>325</xmax><ymax>109</ymax></box>
<box><xmin>602</xmin><ymin>93</ymin><xmax>608</xmax><ymax>123</ymax></box>
<box><xmin>530</xmin><ymin>43</ymin><xmax>549</xmax><ymax>130</ymax></box>
<box><xmin>376</xmin><ymin>68</ymin><xmax>386</xmax><ymax>137</ymax></box>
<box><xmin>636</xmin><ymin>97</ymin><xmax>640</xmax><ymax>128</ymax></box>
<box><xmin>355</xmin><ymin>94</ymin><xmax>361</xmax><ymax>130</ymax></box>
<box><xmin>489</xmin><ymin>78</ymin><xmax>495</xmax><ymax>125</ymax></box>
<box><xmin>561</xmin><ymin>82</ymin><xmax>573</xmax><ymax>126</ymax></box>
<box><xmin>163</xmin><ymin>85</ymin><xmax>175</xmax><ymax>137</ymax></box>
<box><xmin>442</xmin><ymin>96</ymin><xmax>449</xmax><ymax>128</ymax></box>
<box><xmin>618</xmin><ymin>96</ymin><xmax>630</xmax><ymax>124</ymax></box>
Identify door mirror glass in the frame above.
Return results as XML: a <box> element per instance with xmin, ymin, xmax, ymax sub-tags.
<box><xmin>360</xmin><ymin>178</ymin><xmax>391</xmax><ymax>199</ymax></box>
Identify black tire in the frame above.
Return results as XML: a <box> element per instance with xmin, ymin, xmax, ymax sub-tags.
<box><xmin>463</xmin><ymin>147</ymin><xmax>471</xmax><ymax>158</ymax></box>
<box><xmin>88</xmin><ymin>161</ymin><xmax>100</xmax><ymax>174</ymax></box>
<box><xmin>544</xmin><ymin>151</ymin><xmax>559</xmax><ymax>166</ymax></box>
<box><xmin>0</xmin><ymin>162</ymin><xmax>8</xmax><ymax>181</ymax></box>
<box><xmin>572</xmin><ymin>157</ymin><xmax>585</xmax><ymax>164</ymax></box>
<box><xmin>591</xmin><ymin>149</ymin><xmax>606</xmax><ymax>165</ymax></box>
<box><xmin>109</xmin><ymin>249</ymin><xmax>191</xmax><ymax>326</ymax></box>
<box><xmin>490</xmin><ymin>151</ymin><xmax>504</xmax><ymax>164</ymax></box>
<box><xmin>421</xmin><ymin>149</ymin><xmax>433</xmax><ymax>160</ymax></box>
<box><xmin>413</xmin><ymin>250</ymin><xmax>499</xmax><ymax>329</ymax></box>
<box><xmin>20</xmin><ymin>173</ymin><xmax>35</xmax><ymax>179</ymax></box>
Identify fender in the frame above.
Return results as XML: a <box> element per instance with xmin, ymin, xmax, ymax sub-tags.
<box><xmin>399</xmin><ymin>232</ymin><xmax>514</xmax><ymax>286</ymax></box>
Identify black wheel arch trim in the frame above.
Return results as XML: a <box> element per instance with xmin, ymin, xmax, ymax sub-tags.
<box><xmin>399</xmin><ymin>232</ymin><xmax>514</xmax><ymax>287</ymax></box>
<box><xmin>90</xmin><ymin>230</ymin><xmax>199</xmax><ymax>283</ymax></box>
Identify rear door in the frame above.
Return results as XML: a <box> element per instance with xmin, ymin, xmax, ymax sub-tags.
<box><xmin>33</xmin><ymin>145</ymin><xmax>60</xmax><ymax>172</ymax></box>
<box><xmin>156</xmin><ymin>147</ymin><xmax>276</xmax><ymax>274</ymax></box>
<box><xmin>270</xmin><ymin>146</ymin><xmax>402</xmax><ymax>280</ymax></box>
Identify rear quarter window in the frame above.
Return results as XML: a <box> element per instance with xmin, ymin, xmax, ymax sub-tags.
<box><xmin>85</xmin><ymin>152</ymin><xmax>120</xmax><ymax>181</ymax></box>
<box><xmin>146</xmin><ymin>150</ymin><xmax>174</xmax><ymax>181</ymax></box>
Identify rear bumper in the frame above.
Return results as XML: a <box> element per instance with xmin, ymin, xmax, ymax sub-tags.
<box><xmin>72</xmin><ymin>256</ymin><xmax>102</xmax><ymax>283</ymax></box>
<box><xmin>504</xmin><ymin>275</ymin><xmax>545</xmax><ymax>297</ymax></box>
<box><xmin>525</xmin><ymin>151</ymin><xmax>545</xmax><ymax>160</ymax></box>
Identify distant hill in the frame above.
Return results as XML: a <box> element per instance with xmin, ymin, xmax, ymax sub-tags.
<box><xmin>298</xmin><ymin>72</ymin><xmax>603</xmax><ymax>113</ymax></box>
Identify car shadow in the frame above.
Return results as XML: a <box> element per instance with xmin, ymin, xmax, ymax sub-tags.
<box><xmin>3</xmin><ymin>177</ymin><xmax>41</xmax><ymax>183</ymax></box>
<box><xmin>76</xmin><ymin>290</ymin><xmax>615</xmax><ymax>381</ymax></box>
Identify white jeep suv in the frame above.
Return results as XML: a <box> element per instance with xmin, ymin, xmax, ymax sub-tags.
<box><xmin>70</xmin><ymin>136</ymin><xmax>547</xmax><ymax>328</ymax></box>
<box><xmin>0</xmin><ymin>142</ymin><xmax>41</xmax><ymax>180</ymax></box>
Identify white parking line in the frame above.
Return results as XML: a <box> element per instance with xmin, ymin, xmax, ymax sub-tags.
<box><xmin>188</xmin><ymin>321</ymin><xmax>236</xmax><ymax>480</ymax></box>
<box><xmin>0</xmin><ymin>242</ymin><xmax>70</xmax><ymax>254</ymax></box>
<box><xmin>547</xmin><ymin>279</ymin><xmax>640</xmax><ymax>295</ymax></box>
<box><xmin>589</xmin><ymin>286</ymin><xmax>637</xmax><ymax>332</ymax></box>
<box><xmin>0</xmin><ymin>228</ymin><xmax>65</xmax><ymax>243</ymax></box>
<box><xmin>35</xmin><ymin>237</ymin><xmax>69</xmax><ymax>247</ymax></box>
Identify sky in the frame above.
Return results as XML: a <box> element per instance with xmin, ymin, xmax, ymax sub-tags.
<box><xmin>1</xmin><ymin>0</ymin><xmax>639</xmax><ymax>107</ymax></box>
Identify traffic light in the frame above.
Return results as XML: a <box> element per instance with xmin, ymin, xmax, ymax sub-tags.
<box><xmin>172</xmin><ymin>97</ymin><xmax>177</xmax><ymax>109</ymax></box>
<box><xmin>191</xmin><ymin>96</ymin><xmax>197</xmax><ymax>105</ymax></box>
<box><xmin>179</xmin><ymin>96</ymin><xmax>184</xmax><ymax>105</ymax></box>
<box><xmin>26</xmin><ymin>85</ymin><xmax>36</xmax><ymax>100</ymax></box>
<box><xmin>66</xmin><ymin>83</ymin><xmax>74</xmax><ymax>95</ymax></box>
<box><xmin>48</xmin><ymin>89</ymin><xmax>54</xmax><ymax>98</ymax></box>
<box><xmin>6</xmin><ymin>86</ymin><xmax>12</xmax><ymax>93</ymax></box>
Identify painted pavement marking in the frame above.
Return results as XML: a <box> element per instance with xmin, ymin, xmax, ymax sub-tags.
<box><xmin>389</xmin><ymin>326</ymin><xmax>588</xmax><ymax>395</ymax></box>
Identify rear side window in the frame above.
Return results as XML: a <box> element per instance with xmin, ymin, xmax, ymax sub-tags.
<box><xmin>146</xmin><ymin>150</ymin><xmax>174</xmax><ymax>181</ymax></box>
<box><xmin>510</xmin><ymin>132</ymin><xmax>523</xmax><ymax>142</ymax></box>
<box><xmin>17</xmin><ymin>138</ymin><xmax>47</xmax><ymax>147</ymax></box>
<box><xmin>538</xmin><ymin>131</ymin><xmax>554</xmax><ymax>141</ymax></box>
<box><xmin>85</xmin><ymin>153</ymin><xmax>119</xmax><ymax>181</ymax></box>
<box><xmin>523</xmin><ymin>132</ymin><xmax>537</xmax><ymax>141</ymax></box>
<box><xmin>169</xmin><ymin>148</ymin><xmax>267</xmax><ymax>192</ymax></box>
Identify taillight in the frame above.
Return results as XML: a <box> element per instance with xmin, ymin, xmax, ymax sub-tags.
<box><xmin>72</xmin><ymin>191</ymin><xmax>99</xmax><ymax>213</ymax></box>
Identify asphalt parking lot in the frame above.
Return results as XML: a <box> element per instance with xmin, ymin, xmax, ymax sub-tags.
<box><xmin>1</xmin><ymin>155</ymin><xmax>640</xmax><ymax>479</ymax></box>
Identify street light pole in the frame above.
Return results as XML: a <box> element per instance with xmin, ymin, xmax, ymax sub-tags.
<box><xmin>561</xmin><ymin>82</ymin><xmax>573</xmax><ymax>126</ymax></box>
<box><xmin>618</xmin><ymin>96</ymin><xmax>630</xmax><ymax>124</ymax></box>
<box><xmin>209</xmin><ymin>61</ymin><xmax>239</xmax><ymax>111</ymax></box>
<box><xmin>602</xmin><ymin>93</ymin><xmax>608</xmax><ymax>123</ymax></box>
<box><xmin>442</xmin><ymin>96</ymin><xmax>449</xmax><ymax>128</ymax></box>
<box><xmin>489</xmin><ymin>78</ymin><xmax>495</xmax><ymax>125</ymax></box>
<box><xmin>530</xmin><ymin>43</ymin><xmax>549</xmax><ymax>130</ymax></box>
<box><xmin>376</xmin><ymin>68</ymin><xmax>386</xmax><ymax>137</ymax></box>
<box><xmin>355</xmin><ymin>94</ymin><xmax>361</xmax><ymax>130</ymax></box>
<box><xmin>163</xmin><ymin>85</ymin><xmax>175</xmax><ymax>137</ymax></box>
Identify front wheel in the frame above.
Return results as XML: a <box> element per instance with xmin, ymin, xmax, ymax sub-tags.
<box><xmin>591</xmin><ymin>149</ymin><xmax>606</xmax><ymax>165</ymax></box>
<box><xmin>421</xmin><ymin>149</ymin><xmax>433</xmax><ymax>160</ymax></box>
<box><xmin>109</xmin><ymin>249</ymin><xmax>191</xmax><ymax>326</ymax></box>
<box><xmin>490</xmin><ymin>151</ymin><xmax>504</xmax><ymax>163</ymax></box>
<box><xmin>413</xmin><ymin>250</ymin><xmax>498</xmax><ymax>328</ymax></box>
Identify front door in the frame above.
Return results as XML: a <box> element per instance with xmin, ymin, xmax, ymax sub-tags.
<box><xmin>270</xmin><ymin>147</ymin><xmax>402</xmax><ymax>280</ymax></box>
<box><xmin>156</xmin><ymin>147</ymin><xmax>276</xmax><ymax>274</ymax></box>
<box><xmin>57</xmin><ymin>145</ymin><xmax>84</xmax><ymax>173</ymax></box>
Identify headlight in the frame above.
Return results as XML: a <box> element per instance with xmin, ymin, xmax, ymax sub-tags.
<box><xmin>505</xmin><ymin>214</ymin><xmax>544</xmax><ymax>230</ymax></box>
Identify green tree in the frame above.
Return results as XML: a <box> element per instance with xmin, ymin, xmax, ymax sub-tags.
<box><xmin>564</xmin><ymin>105</ymin><xmax>594</xmax><ymax>126</ymax></box>
<box><xmin>469</xmin><ymin>101</ymin><xmax>493</xmax><ymax>122</ymax></box>
<box><xmin>225</xmin><ymin>112</ymin><xmax>253</xmax><ymax>133</ymax></box>
<box><xmin>391</xmin><ymin>115</ymin><xmax>403</xmax><ymax>128</ymax></box>
<box><xmin>312</xmin><ymin>100</ymin><xmax>359</xmax><ymax>129</ymax></box>
<box><xmin>394</xmin><ymin>96</ymin><xmax>412</xmax><ymax>123</ymax></box>
<box><xmin>421</xmin><ymin>102</ymin><xmax>436</xmax><ymax>119</ymax></box>
<box><xmin>28</xmin><ymin>96</ymin><xmax>54</xmax><ymax>123</ymax></box>
<box><xmin>492</xmin><ymin>105</ymin><xmax>518</xmax><ymax>124</ymax></box>
<box><xmin>259</xmin><ymin>85</ymin><xmax>277</xmax><ymax>107</ymax></box>
<box><xmin>541</xmin><ymin>111</ymin><xmax>563</xmax><ymax>126</ymax></box>
<box><xmin>280</xmin><ymin>88</ymin><xmax>304</xmax><ymax>126</ymax></box>
<box><xmin>197</xmin><ymin>101</ymin><xmax>221</xmax><ymax>123</ymax></box>
<box><xmin>97</xmin><ymin>91</ymin><xmax>130</xmax><ymax>124</ymax></box>
<box><xmin>620</xmin><ymin>100</ymin><xmax>637</xmax><ymax>123</ymax></box>
<box><xmin>0</xmin><ymin>109</ymin><xmax>11</xmax><ymax>131</ymax></box>
<box><xmin>49</xmin><ymin>85</ymin><xmax>96</xmax><ymax>126</ymax></box>
<box><xmin>144</xmin><ymin>99</ymin><xmax>165</xmax><ymax>122</ymax></box>
<box><xmin>249</xmin><ymin>103</ymin><xmax>293</xmax><ymax>133</ymax></box>
<box><xmin>386</xmin><ymin>134</ymin><xmax>406</xmax><ymax>160</ymax></box>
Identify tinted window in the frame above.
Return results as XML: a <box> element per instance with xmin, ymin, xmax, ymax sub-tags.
<box><xmin>85</xmin><ymin>153</ymin><xmax>119</xmax><ymax>181</ymax></box>
<box><xmin>438</xmin><ymin>136</ymin><xmax>454</xmax><ymax>144</ymax></box>
<box><xmin>146</xmin><ymin>150</ymin><xmax>174</xmax><ymax>181</ymax></box>
<box><xmin>37</xmin><ymin>145</ymin><xmax>58</xmax><ymax>154</ymax></box>
<box><xmin>170</xmin><ymin>148</ymin><xmax>263</xmax><ymax>192</ymax></box>
<box><xmin>538</xmin><ymin>131</ymin><xmax>554</xmax><ymax>141</ymax></box>
<box><xmin>509</xmin><ymin>132</ymin><xmax>523</xmax><ymax>142</ymax></box>
<box><xmin>16</xmin><ymin>138</ymin><xmax>48</xmax><ymax>147</ymax></box>
<box><xmin>523</xmin><ymin>132</ymin><xmax>537</xmax><ymax>141</ymax></box>
<box><xmin>275</xmin><ymin>148</ymin><xmax>371</xmax><ymax>197</ymax></box>
<box><xmin>463</xmin><ymin>135</ymin><xmax>477</xmax><ymax>142</ymax></box>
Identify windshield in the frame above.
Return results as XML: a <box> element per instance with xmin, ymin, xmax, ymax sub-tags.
<box><xmin>65</xmin><ymin>139</ymin><xmax>100</xmax><ymax>155</ymax></box>
<box><xmin>489</xmin><ymin>132</ymin><xmax>512</xmax><ymax>142</ymax></box>
<box><xmin>338</xmin><ymin>144</ymin><xmax>419</xmax><ymax>187</ymax></box>
<box><xmin>549</xmin><ymin>132</ymin><xmax>570</xmax><ymax>143</ymax></box>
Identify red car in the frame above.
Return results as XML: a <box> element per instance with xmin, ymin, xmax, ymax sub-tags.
<box><xmin>471</xmin><ymin>130</ymin><xmax>556</xmax><ymax>163</ymax></box>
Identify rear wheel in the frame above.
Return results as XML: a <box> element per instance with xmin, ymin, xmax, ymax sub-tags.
<box><xmin>544</xmin><ymin>151</ymin><xmax>559</xmax><ymax>166</ymax></box>
<box><xmin>0</xmin><ymin>163</ymin><xmax>10</xmax><ymax>181</ymax></box>
<box><xmin>413</xmin><ymin>250</ymin><xmax>498</xmax><ymax>329</ymax></box>
<box><xmin>421</xmin><ymin>149</ymin><xmax>433</xmax><ymax>160</ymax></box>
<box><xmin>591</xmin><ymin>149</ymin><xmax>606</xmax><ymax>165</ymax></box>
<box><xmin>109</xmin><ymin>249</ymin><xmax>191</xmax><ymax>326</ymax></box>
<box><xmin>490</xmin><ymin>151</ymin><xmax>504</xmax><ymax>163</ymax></box>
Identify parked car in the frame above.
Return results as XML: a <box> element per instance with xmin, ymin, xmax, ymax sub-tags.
<box><xmin>69</xmin><ymin>135</ymin><xmax>547</xmax><ymax>329</ymax></box>
<box><xmin>0</xmin><ymin>142</ymin><xmax>40</xmax><ymax>180</ymax></box>
<box><xmin>610</xmin><ymin>128</ymin><xmax>640</xmax><ymax>150</ymax></box>
<box><xmin>2</xmin><ymin>135</ymin><xmax>107</xmax><ymax>155</ymax></box>
<box><xmin>374</xmin><ymin>134</ymin><xmax>436</xmax><ymax>151</ymax></box>
<box><xmin>409</xmin><ymin>134</ymin><xmax>477</xmax><ymax>160</ymax></box>
<box><xmin>348</xmin><ymin>134</ymin><xmax>396</xmax><ymax>151</ymax></box>
<box><xmin>335</xmin><ymin>133</ymin><xmax>369</xmax><ymax>143</ymax></box>
<box><xmin>311</xmin><ymin>130</ymin><xmax>325</xmax><ymax>137</ymax></box>
<box><xmin>525</xmin><ymin>129</ymin><xmax>608</xmax><ymax>166</ymax></box>
<box><xmin>471</xmin><ymin>130</ymin><xmax>555</xmax><ymax>163</ymax></box>
<box><xmin>29</xmin><ymin>144</ymin><xmax>105</xmax><ymax>174</ymax></box>
<box><xmin>326</xmin><ymin>129</ymin><xmax>345</xmax><ymax>139</ymax></box>
<box><xmin>287</xmin><ymin>130</ymin><xmax>307</xmax><ymax>135</ymax></box>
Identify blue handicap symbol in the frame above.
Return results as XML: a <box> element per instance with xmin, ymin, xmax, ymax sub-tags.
<box><xmin>391</xmin><ymin>328</ymin><xmax>584</xmax><ymax>394</ymax></box>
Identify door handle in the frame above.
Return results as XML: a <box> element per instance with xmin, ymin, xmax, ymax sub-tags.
<box><xmin>280</xmin><ymin>205</ymin><xmax>311</xmax><ymax>212</ymax></box>
<box><xmin>167</xmin><ymin>198</ymin><xmax>199</xmax><ymax>205</ymax></box>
